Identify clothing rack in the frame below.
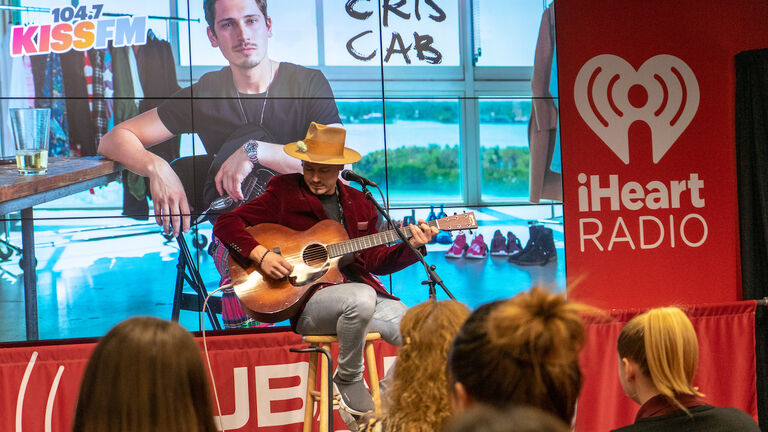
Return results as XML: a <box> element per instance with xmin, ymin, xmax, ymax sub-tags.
<box><xmin>0</xmin><ymin>5</ymin><xmax>49</xmax><ymax>13</ymax></box>
<box><xmin>0</xmin><ymin>5</ymin><xmax>199</xmax><ymax>22</ymax></box>
<box><xmin>102</xmin><ymin>12</ymin><xmax>200</xmax><ymax>23</ymax></box>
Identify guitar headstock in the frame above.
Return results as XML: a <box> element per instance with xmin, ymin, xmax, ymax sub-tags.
<box><xmin>434</xmin><ymin>212</ymin><xmax>478</xmax><ymax>231</ymax></box>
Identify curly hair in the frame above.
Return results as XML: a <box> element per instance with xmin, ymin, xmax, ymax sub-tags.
<box><xmin>448</xmin><ymin>287</ymin><xmax>586</xmax><ymax>424</ymax></box>
<box><xmin>380</xmin><ymin>299</ymin><xmax>471</xmax><ymax>432</ymax></box>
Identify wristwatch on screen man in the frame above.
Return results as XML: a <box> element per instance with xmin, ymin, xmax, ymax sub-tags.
<box><xmin>243</xmin><ymin>140</ymin><xmax>260</xmax><ymax>165</ymax></box>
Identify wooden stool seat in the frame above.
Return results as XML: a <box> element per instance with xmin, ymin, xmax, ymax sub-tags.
<box><xmin>302</xmin><ymin>332</ymin><xmax>382</xmax><ymax>432</ymax></box>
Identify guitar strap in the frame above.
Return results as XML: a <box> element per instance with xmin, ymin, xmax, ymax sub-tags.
<box><xmin>317</xmin><ymin>187</ymin><xmax>345</xmax><ymax>228</ymax></box>
<box><xmin>335</xmin><ymin>188</ymin><xmax>345</xmax><ymax>227</ymax></box>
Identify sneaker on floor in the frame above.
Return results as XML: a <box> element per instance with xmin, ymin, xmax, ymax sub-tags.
<box><xmin>445</xmin><ymin>233</ymin><xmax>468</xmax><ymax>258</ymax></box>
<box><xmin>506</xmin><ymin>231</ymin><xmax>523</xmax><ymax>257</ymax></box>
<box><xmin>333</xmin><ymin>374</ymin><xmax>374</xmax><ymax>416</ymax></box>
<box><xmin>465</xmin><ymin>234</ymin><xmax>488</xmax><ymax>259</ymax></box>
<box><xmin>490</xmin><ymin>229</ymin><xmax>507</xmax><ymax>256</ymax></box>
<box><xmin>435</xmin><ymin>230</ymin><xmax>453</xmax><ymax>244</ymax></box>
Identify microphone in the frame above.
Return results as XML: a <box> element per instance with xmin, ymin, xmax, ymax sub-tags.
<box><xmin>341</xmin><ymin>170</ymin><xmax>378</xmax><ymax>188</ymax></box>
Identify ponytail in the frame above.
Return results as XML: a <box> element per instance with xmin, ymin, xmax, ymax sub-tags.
<box><xmin>617</xmin><ymin>307</ymin><xmax>703</xmax><ymax>412</ymax></box>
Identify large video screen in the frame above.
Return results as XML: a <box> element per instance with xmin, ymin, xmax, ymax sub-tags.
<box><xmin>0</xmin><ymin>0</ymin><xmax>564</xmax><ymax>342</ymax></box>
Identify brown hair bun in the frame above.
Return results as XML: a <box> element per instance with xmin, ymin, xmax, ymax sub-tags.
<box><xmin>487</xmin><ymin>287</ymin><xmax>585</xmax><ymax>365</ymax></box>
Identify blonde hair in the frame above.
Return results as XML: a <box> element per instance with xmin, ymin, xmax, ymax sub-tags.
<box><xmin>381</xmin><ymin>299</ymin><xmax>471</xmax><ymax>432</ymax></box>
<box><xmin>448</xmin><ymin>287</ymin><xmax>586</xmax><ymax>424</ymax></box>
<box><xmin>617</xmin><ymin>307</ymin><xmax>703</xmax><ymax>410</ymax></box>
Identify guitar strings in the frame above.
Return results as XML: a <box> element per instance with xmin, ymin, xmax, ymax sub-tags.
<box><xmin>261</xmin><ymin>230</ymin><xmax>417</xmax><ymax>263</ymax></box>
<box><xmin>256</xmin><ymin>219</ymin><xmax>452</xmax><ymax>264</ymax></box>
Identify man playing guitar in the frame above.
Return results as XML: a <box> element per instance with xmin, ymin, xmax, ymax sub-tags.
<box><xmin>213</xmin><ymin>123</ymin><xmax>438</xmax><ymax>416</ymax></box>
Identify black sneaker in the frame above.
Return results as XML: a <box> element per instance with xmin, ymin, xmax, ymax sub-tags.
<box><xmin>333</xmin><ymin>374</ymin><xmax>374</xmax><ymax>416</ymax></box>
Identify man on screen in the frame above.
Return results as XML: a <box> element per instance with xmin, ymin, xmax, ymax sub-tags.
<box><xmin>98</xmin><ymin>0</ymin><xmax>341</xmax><ymax>327</ymax></box>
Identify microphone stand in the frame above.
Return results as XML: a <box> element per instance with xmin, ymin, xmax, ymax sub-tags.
<box><xmin>361</xmin><ymin>185</ymin><xmax>454</xmax><ymax>300</ymax></box>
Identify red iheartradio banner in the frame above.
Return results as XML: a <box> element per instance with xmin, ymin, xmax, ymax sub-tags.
<box><xmin>556</xmin><ymin>0</ymin><xmax>768</xmax><ymax>309</ymax></box>
<box><xmin>576</xmin><ymin>301</ymin><xmax>758</xmax><ymax>431</ymax></box>
<box><xmin>0</xmin><ymin>330</ymin><xmax>399</xmax><ymax>432</ymax></box>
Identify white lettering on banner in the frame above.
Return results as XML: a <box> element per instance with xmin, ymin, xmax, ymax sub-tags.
<box><xmin>45</xmin><ymin>366</ymin><xmax>65</xmax><ymax>432</ymax></box>
<box><xmin>213</xmin><ymin>367</ymin><xmax>249</xmax><ymax>431</ymax></box>
<box><xmin>574</xmin><ymin>54</ymin><xmax>700</xmax><ymax>164</ymax></box>
<box><xmin>572</xmin><ymin>53</ymin><xmax>710</xmax><ymax>254</ymax></box>
<box><xmin>383</xmin><ymin>356</ymin><xmax>396</xmax><ymax>376</ymax></box>
<box><xmin>16</xmin><ymin>352</ymin><xmax>38</xmax><ymax>432</ymax></box>
<box><xmin>578</xmin><ymin>214</ymin><xmax>708</xmax><ymax>252</ymax></box>
<box><xmin>576</xmin><ymin>172</ymin><xmax>708</xmax><ymax>252</ymax></box>
<box><xmin>577</xmin><ymin>173</ymin><xmax>705</xmax><ymax>212</ymax></box>
<box><xmin>255</xmin><ymin>362</ymin><xmax>308</xmax><ymax>428</ymax></box>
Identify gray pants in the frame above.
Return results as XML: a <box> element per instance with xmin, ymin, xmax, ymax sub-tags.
<box><xmin>295</xmin><ymin>283</ymin><xmax>406</xmax><ymax>382</ymax></box>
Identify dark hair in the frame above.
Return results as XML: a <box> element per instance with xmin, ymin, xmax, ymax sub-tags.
<box><xmin>447</xmin><ymin>287</ymin><xmax>585</xmax><ymax>424</ymax></box>
<box><xmin>72</xmin><ymin>317</ymin><xmax>217</xmax><ymax>432</ymax></box>
<box><xmin>204</xmin><ymin>0</ymin><xmax>268</xmax><ymax>31</ymax></box>
<box><xmin>445</xmin><ymin>404</ymin><xmax>570</xmax><ymax>432</ymax></box>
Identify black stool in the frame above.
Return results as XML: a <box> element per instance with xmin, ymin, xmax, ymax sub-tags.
<box><xmin>168</xmin><ymin>155</ymin><xmax>221</xmax><ymax>330</ymax></box>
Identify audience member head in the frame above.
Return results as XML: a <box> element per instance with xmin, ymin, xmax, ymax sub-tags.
<box><xmin>617</xmin><ymin>306</ymin><xmax>703</xmax><ymax>408</ymax></box>
<box><xmin>447</xmin><ymin>287</ymin><xmax>585</xmax><ymax>424</ymax></box>
<box><xmin>382</xmin><ymin>299</ymin><xmax>471</xmax><ymax>431</ymax></box>
<box><xmin>72</xmin><ymin>317</ymin><xmax>217</xmax><ymax>432</ymax></box>
<box><xmin>445</xmin><ymin>404</ymin><xmax>570</xmax><ymax>432</ymax></box>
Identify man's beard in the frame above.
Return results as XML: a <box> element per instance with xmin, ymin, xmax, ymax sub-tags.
<box><xmin>232</xmin><ymin>55</ymin><xmax>263</xmax><ymax>70</ymax></box>
<box><xmin>229</xmin><ymin>44</ymin><xmax>266</xmax><ymax>70</ymax></box>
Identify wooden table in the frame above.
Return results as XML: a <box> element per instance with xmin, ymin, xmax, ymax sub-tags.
<box><xmin>0</xmin><ymin>157</ymin><xmax>121</xmax><ymax>340</ymax></box>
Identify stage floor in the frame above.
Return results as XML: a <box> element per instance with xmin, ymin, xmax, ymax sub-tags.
<box><xmin>0</xmin><ymin>205</ymin><xmax>564</xmax><ymax>342</ymax></box>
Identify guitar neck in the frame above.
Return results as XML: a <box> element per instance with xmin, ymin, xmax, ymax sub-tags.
<box><xmin>326</xmin><ymin>220</ymin><xmax>438</xmax><ymax>258</ymax></box>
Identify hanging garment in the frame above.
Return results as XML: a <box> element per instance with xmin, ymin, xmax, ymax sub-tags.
<box><xmin>529</xmin><ymin>2</ymin><xmax>563</xmax><ymax>203</ymax></box>
<box><xmin>111</xmin><ymin>44</ymin><xmax>146</xmax><ymax>203</ymax></box>
<box><xmin>30</xmin><ymin>54</ymin><xmax>70</xmax><ymax>157</ymax></box>
<box><xmin>1</xmin><ymin>33</ymin><xmax>36</xmax><ymax>157</ymax></box>
<box><xmin>89</xmin><ymin>49</ymin><xmax>109</xmax><ymax>151</ymax></box>
<box><xmin>110</xmin><ymin>45</ymin><xmax>140</xmax><ymax>125</ymax></box>
<box><xmin>128</xmin><ymin>47</ymin><xmax>144</xmax><ymax>103</ymax></box>
<box><xmin>122</xmin><ymin>31</ymin><xmax>182</xmax><ymax>220</ymax></box>
<box><xmin>61</xmin><ymin>50</ymin><xmax>94</xmax><ymax>156</ymax></box>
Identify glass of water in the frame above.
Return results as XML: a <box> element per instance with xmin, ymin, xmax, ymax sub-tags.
<box><xmin>10</xmin><ymin>108</ymin><xmax>50</xmax><ymax>175</ymax></box>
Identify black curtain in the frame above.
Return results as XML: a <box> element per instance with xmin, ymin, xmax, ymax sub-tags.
<box><xmin>735</xmin><ymin>48</ymin><xmax>768</xmax><ymax>301</ymax></box>
<box><xmin>735</xmin><ymin>48</ymin><xmax>768</xmax><ymax>430</ymax></box>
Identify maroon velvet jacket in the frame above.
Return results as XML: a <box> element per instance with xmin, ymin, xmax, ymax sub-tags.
<box><xmin>213</xmin><ymin>173</ymin><xmax>421</xmax><ymax>300</ymax></box>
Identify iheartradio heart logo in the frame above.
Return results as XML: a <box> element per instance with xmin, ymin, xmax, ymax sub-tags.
<box><xmin>574</xmin><ymin>54</ymin><xmax>699</xmax><ymax>164</ymax></box>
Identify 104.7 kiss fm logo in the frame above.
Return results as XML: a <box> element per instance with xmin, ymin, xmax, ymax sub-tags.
<box><xmin>572</xmin><ymin>54</ymin><xmax>708</xmax><ymax>253</ymax></box>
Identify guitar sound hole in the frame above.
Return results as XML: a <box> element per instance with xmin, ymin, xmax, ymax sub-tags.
<box><xmin>302</xmin><ymin>243</ymin><xmax>328</xmax><ymax>267</ymax></box>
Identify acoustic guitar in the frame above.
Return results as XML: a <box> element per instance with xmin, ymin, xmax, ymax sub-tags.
<box><xmin>228</xmin><ymin>212</ymin><xmax>477</xmax><ymax>322</ymax></box>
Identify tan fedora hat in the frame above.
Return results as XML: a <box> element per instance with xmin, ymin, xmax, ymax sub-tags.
<box><xmin>284</xmin><ymin>122</ymin><xmax>361</xmax><ymax>164</ymax></box>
